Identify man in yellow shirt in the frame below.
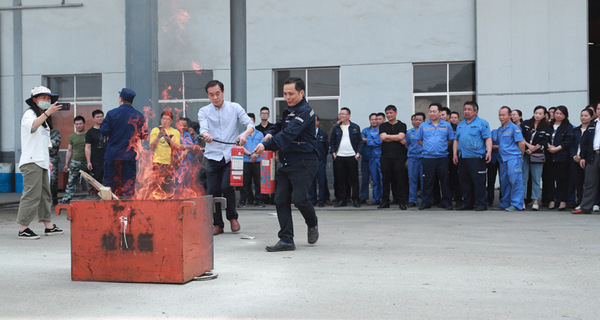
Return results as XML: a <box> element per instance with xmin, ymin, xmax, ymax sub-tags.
<box><xmin>149</xmin><ymin>111</ymin><xmax>180</xmax><ymax>195</ymax></box>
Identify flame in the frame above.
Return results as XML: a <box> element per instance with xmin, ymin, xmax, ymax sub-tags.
<box><xmin>191</xmin><ymin>61</ymin><xmax>203</xmax><ymax>75</ymax></box>
<box><xmin>113</xmin><ymin>105</ymin><xmax>205</xmax><ymax>200</ymax></box>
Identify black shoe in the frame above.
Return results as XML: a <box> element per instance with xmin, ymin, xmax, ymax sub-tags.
<box><xmin>378</xmin><ymin>201</ymin><xmax>390</xmax><ymax>209</ymax></box>
<box><xmin>353</xmin><ymin>200</ymin><xmax>361</xmax><ymax>208</ymax></box>
<box><xmin>334</xmin><ymin>201</ymin><xmax>347</xmax><ymax>207</ymax></box>
<box><xmin>419</xmin><ymin>205</ymin><xmax>431</xmax><ymax>210</ymax></box>
<box><xmin>454</xmin><ymin>204</ymin><xmax>473</xmax><ymax>210</ymax></box>
<box><xmin>266</xmin><ymin>240</ymin><xmax>296</xmax><ymax>252</ymax></box>
<box><xmin>307</xmin><ymin>225</ymin><xmax>319</xmax><ymax>244</ymax></box>
<box><xmin>439</xmin><ymin>204</ymin><xmax>454</xmax><ymax>210</ymax></box>
<box><xmin>18</xmin><ymin>228</ymin><xmax>40</xmax><ymax>240</ymax></box>
<box><xmin>238</xmin><ymin>202</ymin><xmax>246</xmax><ymax>208</ymax></box>
<box><xmin>407</xmin><ymin>202</ymin><xmax>417</xmax><ymax>208</ymax></box>
<box><xmin>317</xmin><ymin>203</ymin><xmax>324</xmax><ymax>207</ymax></box>
<box><xmin>44</xmin><ymin>224</ymin><xmax>64</xmax><ymax>236</ymax></box>
<box><xmin>399</xmin><ymin>203</ymin><xmax>407</xmax><ymax>210</ymax></box>
<box><xmin>258</xmin><ymin>202</ymin><xmax>265</xmax><ymax>207</ymax></box>
<box><xmin>324</xmin><ymin>200</ymin><xmax>332</xmax><ymax>205</ymax></box>
<box><xmin>474</xmin><ymin>206</ymin><xmax>487</xmax><ymax>211</ymax></box>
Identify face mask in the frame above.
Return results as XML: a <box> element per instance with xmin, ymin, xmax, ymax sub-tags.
<box><xmin>38</xmin><ymin>100</ymin><xmax>51</xmax><ymax>109</ymax></box>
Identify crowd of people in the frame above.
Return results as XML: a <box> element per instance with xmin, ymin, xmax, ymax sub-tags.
<box><xmin>16</xmin><ymin>81</ymin><xmax>600</xmax><ymax>251</ymax></box>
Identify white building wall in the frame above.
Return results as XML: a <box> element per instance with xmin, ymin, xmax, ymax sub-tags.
<box><xmin>476</xmin><ymin>0</ymin><xmax>588</xmax><ymax>128</ymax></box>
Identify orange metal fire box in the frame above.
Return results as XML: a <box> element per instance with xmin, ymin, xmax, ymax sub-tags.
<box><xmin>56</xmin><ymin>196</ymin><xmax>213</xmax><ymax>284</ymax></box>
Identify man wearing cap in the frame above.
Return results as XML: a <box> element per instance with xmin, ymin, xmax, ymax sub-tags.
<box><xmin>17</xmin><ymin>86</ymin><xmax>64</xmax><ymax>239</ymax></box>
<box><xmin>100</xmin><ymin>88</ymin><xmax>148</xmax><ymax>197</ymax></box>
<box><xmin>198</xmin><ymin>80</ymin><xmax>255</xmax><ymax>235</ymax></box>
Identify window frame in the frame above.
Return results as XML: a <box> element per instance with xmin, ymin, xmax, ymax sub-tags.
<box><xmin>158</xmin><ymin>70</ymin><xmax>213</xmax><ymax>119</ymax></box>
<box><xmin>412</xmin><ymin>62</ymin><xmax>476</xmax><ymax>113</ymax></box>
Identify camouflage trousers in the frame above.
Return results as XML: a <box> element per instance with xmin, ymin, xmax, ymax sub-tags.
<box><xmin>59</xmin><ymin>160</ymin><xmax>88</xmax><ymax>204</ymax></box>
<box><xmin>50</xmin><ymin>156</ymin><xmax>60</xmax><ymax>205</ymax></box>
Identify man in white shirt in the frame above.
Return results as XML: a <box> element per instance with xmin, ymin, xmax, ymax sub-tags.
<box><xmin>329</xmin><ymin>107</ymin><xmax>362</xmax><ymax>207</ymax></box>
<box><xmin>198</xmin><ymin>80</ymin><xmax>255</xmax><ymax>235</ymax></box>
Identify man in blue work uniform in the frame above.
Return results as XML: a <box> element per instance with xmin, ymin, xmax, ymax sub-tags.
<box><xmin>254</xmin><ymin>77</ymin><xmax>319</xmax><ymax>252</ymax></box>
<box><xmin>404</xmin><ymin>112</ymin><xmax>425</xmax><ymax>207</ymax></box>
<box><xmin>330</xmin><ymin>107</ymin><xmax>362</xmax><ymax>208</ymax></box>
<box><xmin>359</xmin><ymin>114</ymin><xmax>375</xmax><ymax>204</ymax></box>
<box><xmin>416</xmin><ymin>103</ymin><xmax>454</xmax><ymax>210</ymax></box>
<box><xmin>497</xmin><ymin>106</ymin><xmax>525</xmax><ymax>211</ymax></box>
<box><xmin>453</xmin><ymin>101</ymin><xmax>492</xmax><ymax>211</ymax></box>
<box><xmin>365</xmin><ymin>113</ymin><xmax>382</xmax><ymax>205</ymax></box>
<box><xmin>100</xmin><ymin>88</ymin><xmax>147</xmax><ymax>197</ymax></box>
<box><xmin>309</xmin><ymin>115</ymin><xmax>330</xmax><ymax>207</ymax></box>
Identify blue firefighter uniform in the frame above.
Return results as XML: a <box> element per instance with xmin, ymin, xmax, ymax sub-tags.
<box><xmin>497</xmin><ymin>121</ymin><xmax>525</xmax><ymax>210</ymax></box>
<box><xmin>405</xmin><ymin>126</ymin><xmax>423</xmax><ymax>205</ymax></box>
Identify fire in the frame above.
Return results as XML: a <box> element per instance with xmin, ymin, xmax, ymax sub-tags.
<box><xmin>118</xmin><ymin>105</ymin><xmax>205</xmax><ymax>200</ymax></box>
<box><xmin>191</xmin><ymin>61</ymin><xmax>203</xmax><ymax>75</ymax></box>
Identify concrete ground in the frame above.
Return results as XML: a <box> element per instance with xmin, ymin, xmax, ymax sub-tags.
<box><xmin>1</xmin><ymin>195</ymin><xmax>599</xmax><ymax>319</ymax></box>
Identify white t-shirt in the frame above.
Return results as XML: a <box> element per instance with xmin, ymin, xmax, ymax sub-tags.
<box><xmin>337</xmin><ymin>124</ymin><xmax>356</xmax><ymax>157</ymax></box>
<box><xmin>19</xmin><ymin>109</ymin><xmax>51</xmax><ymax>170</ymax></box>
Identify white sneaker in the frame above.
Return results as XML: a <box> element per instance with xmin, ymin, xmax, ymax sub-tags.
<box><xmin>532</xmin><ymin>203</ymin><xmax>539</xmax><ymax>211</ymax></box>
<box><xmin>593</xmin><ymin>205</ymin><xmax>599</xmax><ymax>212</ymax></box>
<box><xmin>575</xmin><ymin>206</ymin><xmax>581</xmax><ymax>210</ymax></box>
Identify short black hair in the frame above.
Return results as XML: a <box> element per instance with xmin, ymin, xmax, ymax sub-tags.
<box><xmin>377</xmin><ymin>112</ymin><xmax>385</xmax><ymax>118</ymax></box>
<box><xmin>179</xmin><ymin>117</ymin><xmax>191</xmax><ymax>126</ymax></box>
<box><xmin>440</xmin><ymin>106</ymin><xmax>451</xmax><ymax>115</ymax></box>
<box><xmin>74</xmin><ymin>115</ymin><xmax>85</xmax><ymax>123</ymax></box>
<box><xmin>283</xmin><ymin>77</ymin><xmax>305</xmax><ymax>92</ymax></box>
<box><xmin>247</xmin><ymin>113</ymin><xmax>255</xmax><ymax>120</ymax></box>
<box><xmin>369</xmin><ymin>113</ymin><xmax>378</xmax><ymax>119</ymax></box>
<box><xmin>341</xmin><ymin>107</ymin><xmax>351</xmax><ymax>115</ymax></box>
<box><xmin>500</xmin><ymin>106</ymin><xmax>512</xmax><ymax>113</ymax></box>
<box><xmin>260</xmin><ymin>106</ymin><xmax>270</xmax><ymax>112</ymax></box>
<box><xmin>414</xmin><ymin>112</ymin><xmax>426</xmax><ymax>120</ymax></box>
<box><xmin>315</xmin><ymin>114</ymin><xmax>320</xmax><ymax>121</ymax></box>
<box><xmin>92</xmin><ymin>109</ymin><xmax>104</xmax><ymax>117</ymax></box>
<box><xmin>205</xmin><ymin>80</ymin><xmax>224</xmax><ymax>93</ymax></box>
<box><xmin>385</xmin><ymin>105</ymin><xmax>397</xmax><ymax>112</ymax></box>
<box><xmin>429</xmin><ymin>103</ymin><xmax>443</xmax><ymax>112</ymax></box>
<box><xmin>464</xmin><ymin>101</ymin><xmax>479</xmax><ymax>112</ymax></box>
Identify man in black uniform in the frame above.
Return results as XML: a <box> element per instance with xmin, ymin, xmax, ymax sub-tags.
<box><xmin>254</xmin><ymin>77</ymin><xmax>319</xmax><ymax>252</ymax></box>
<box><xmin>85</xmin><ymin>109</ymin><xmax>107</xmax><ymax>189</ymax></box>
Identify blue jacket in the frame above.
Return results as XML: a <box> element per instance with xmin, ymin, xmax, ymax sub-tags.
<box><xmin>454</xmin><ymin>116</ymin><xmax>491</xmax><ymax>158</ymax></box>
<box><xmin>365</xmin><ymin>126</ymin><xmax>382</xmax><ymax>158</ymax></box>
<box><xmin>405</xmin><ymin>127</ymin><xmax>423</xmax><ymax>159</ymax></box>
<box><xmin>243</xmin><ymin>130</ymin><xmax>264</xmax><ymax>162</ymax></box>
<box><xmin>416</xmin><ymin>119</ymin><xmax>454</xmax><ymax>158</ymax></box>
<box><xmin>100</xmin><ymin>104</ymin><xmax>147</xmax><ymax>161</ymax></box>
<box><xmin>330</xmin><ymin>121</ymin><xmax>363</xmax><ymax>155</ymax></box>
<box><xmin>315</xmin><ymin>127</ymin><xmax>329</xmax><ymax>161</ymax></box>
<box><xmin>546</xmin><ymin>123</ymin><xmax>573</xmax><ymax>162</ymax></box>
<box><xmin>579</xmin><ymin>121</ymin><xmax>598</xmax><ymax>163</ymax></box>
<box><xmin>263</xmin><ymin>98</ymin><xmax>318</xmax><ymax>165</ymax></box>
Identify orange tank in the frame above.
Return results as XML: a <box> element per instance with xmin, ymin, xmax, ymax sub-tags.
<box><xmin>56</xmin><ymin>196</ymin><xmax>213</xmax><ymax>284</ymax></box>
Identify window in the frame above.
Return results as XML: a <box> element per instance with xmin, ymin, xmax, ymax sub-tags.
<box><xmin>413</xmin><ymin>62</ymin><xmax>475</xmax><ymax>115</ymax></box>
<box><xmin>158</xmin><ymin>70</ymin><xmax>213</xmax><ymax>122</ymax></box>
<box><xmin>273</xmin><ymin>67</ymin><xmax>339</xmax><ymax>136</ymax></box>
<box><xmin>46</xmin><ymin>74</ymin><xmax>102</xmax><ymax>149</ymax></box>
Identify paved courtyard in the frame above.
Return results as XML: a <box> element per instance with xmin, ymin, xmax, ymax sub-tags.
<box><xmin>1</xmin><ymin>200</ymin><xmax>599</xmax><ymax>319</ymax></box>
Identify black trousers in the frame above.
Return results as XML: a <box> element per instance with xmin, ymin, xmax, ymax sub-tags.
<box><xmin>458</xmin><ymin>157</ymin><xmax>487</xmax><ymax>208</ymax></box>
<box><xmin>486</xmin><ymin>161</ymin><xmax>499</xmax><ymax>206</ymax></box>
<box><xmin>206</xmin><ymin>158</ymin><xmax>238</xmax><ymax>228</ymax></box>
<box><xmin>333</xmin><ymin>156</ymin><xmax>359</xmax><ymax>201</ymax></box>
<box><xmin>422</xmin><ymin>157</ymin><xmax>451</xmax><ymax>207</ymax></box>
<box><xmin>274</xmin><ymin>159</ymin><xmax>318</xmax><ymax>243</ymax></box>
<box><xmin>545</xmin><ymin>160</ymin><xmax>569</xmax><ymax>202</ymax></box>
<box><xmin>241</xmin><ymin>161</ymin><xmax>263</xmax><ymax>204</ymax></box>
<box><xmin>381</xmin><ymin>157</ymin><xmax>408</xmax><ymax>204</ymax></box>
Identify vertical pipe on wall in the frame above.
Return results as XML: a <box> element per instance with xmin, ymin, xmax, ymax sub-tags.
<box><xmin>13</xmin><ymin>0</ymin><xmax>22</xmax><ymax>164</ymax></box>
<box><xmin>125</xmin><ymin>0</ymin><xmax>158</xmax><ymax>127</ymax></box>
<box><xmin>230</xmin><ymin>0</ymin><xmax>247</xmax><ymax>110</ymax></box>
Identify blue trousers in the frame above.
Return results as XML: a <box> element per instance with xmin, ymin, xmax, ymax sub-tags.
<box><xmin>369</xmin><ymin>156</ymin><xmax>382</xmax><ymax>203</ymax></box>
<box><xmin>360</xmin><ymin>157</ymin><xmax>371</xmax><ymax>200</ymax></box>
<box><xmin>309</xmin><ymin>159</ymin><xmax>329</xmax><ymax>204</ymax></box>
<box><xmin>499</xmin><ymin>158</ymin><xmax>524</xmax><ymax>209</ymax></box>
<box><xmin>104</xmin><ymin>160</ymin><xmax>137</xmax><ymax>197</ymax></box>
<box><xmin>407</xmin><ymin>157</ymin><xmax>422</xmax><ymax>204</ymax></box>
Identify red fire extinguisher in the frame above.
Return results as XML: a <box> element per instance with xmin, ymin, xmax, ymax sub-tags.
<box><xmin>261</xmin><ymin>151</ymin><xmax>276</xmax><ymax>194</ymax></box>
<box><xmin>230</xmin><ymin>145</ymin><xmax>244</xmax><ymax>187</ymax></box>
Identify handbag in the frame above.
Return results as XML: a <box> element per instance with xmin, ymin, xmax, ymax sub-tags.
<box><xmin>529</xmin><ymin>152</ymin><xmax>545</xmax><ymax>163</ymax></box>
